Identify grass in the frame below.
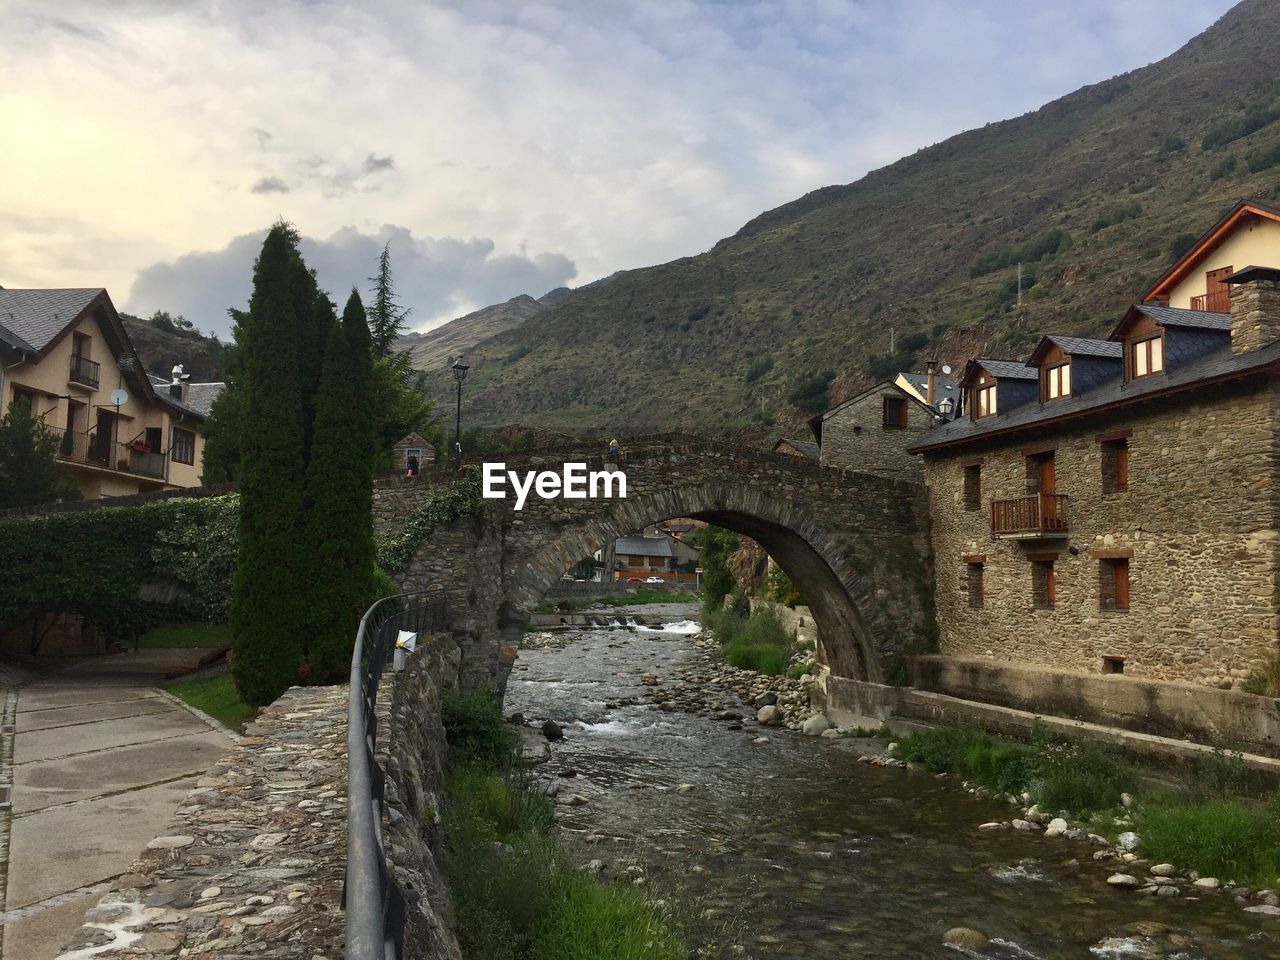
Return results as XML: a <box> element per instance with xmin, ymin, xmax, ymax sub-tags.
<box><xmin>441</xmin><ymin>689</ymin><xmax>689</xmax><ymax>960</ymax></box>
<box><xmin>893</xmin><ymin>724</ymin><xmax>1280</xmax><ymax>886</ymax></box>
<box><xmin>137</xmin><ymin>622</ymin><xmax>232</xmax><ymax>649</ymax></box>
<box><xmin>166</xmin><ymin>672</ymin><xmax>255</xmax><ymax>732</ymax></box>
<box><xmin>703</xmin><ymin>604</ymin><xmax>794</xmax><ymax>675</ymax></box>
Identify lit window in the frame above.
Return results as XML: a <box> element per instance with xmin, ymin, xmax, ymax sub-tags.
<box><xmin>1132</xmin><ymin>336</ymin><xmax>1163</xmax><ymax>377</ymax></box>
<box><xmin>1045</xmin><ymin>362</ymin><xmax>1070</xmax><ymax>400</ymax></box>
<box><xmin>975</xmin><ymin>381</ymin><xmax>997</xmax><ymax>419</ymax></box>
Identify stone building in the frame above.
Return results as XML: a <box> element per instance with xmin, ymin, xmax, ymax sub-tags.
<box><xmin>392</xmin><ymin>432</ymin><xmax>436</xmax><ymax>475</ymax></box>
<box><xmin>912</xmin><ymin>205</ymin><xmax>1280</xmax><ymax>688</ymax></box>
<box><xmin>809</xmin><ymin>370</ymin><xmax>953</xmax><ymax>478</ymax></box>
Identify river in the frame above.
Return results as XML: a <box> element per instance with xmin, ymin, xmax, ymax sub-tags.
<box><xmin>504</xmin><ymin>606</ymin><xmax>1280</xmax><ymax>960</ymax></box>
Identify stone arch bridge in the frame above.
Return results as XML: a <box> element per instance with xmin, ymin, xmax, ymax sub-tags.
<box><xmin>372</xmin><ymin>435</ymin><xmax>933</xmax><ymax>691</ymax></box>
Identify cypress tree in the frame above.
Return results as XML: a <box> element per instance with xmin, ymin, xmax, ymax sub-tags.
<box><xmin>303</xmin><ymin>289</ymin><xmax>377</xmax><ymax>679</ymax></box>
<box><xmin>230</xmin><ymin>225</ymin><xmax>313</xmax><ymax>706</ymax></box>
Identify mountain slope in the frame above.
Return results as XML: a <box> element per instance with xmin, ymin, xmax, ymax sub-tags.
<box><xmin>398</xmin><ymin>288</ymin><xmax>571</xmax><ymax>372</ymax></box>
<box><xmin>445</xmin><ymin>0</ymin><xmax>1280</xmax><ymax>438</ymax></box>
<box><xmin>121</xmin><ymin>313</ymin><xmax>229</xmax><ymax>382</ymax></box>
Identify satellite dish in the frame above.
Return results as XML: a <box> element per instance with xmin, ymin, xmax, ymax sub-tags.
<box><xmin>941</xmin><ymin>364</ymin><xmax>953</xmax><ymax>375</ymax></box>
<box><xmin>110</xmin><ymin>389</ymin><xmax>129</xmax><ymax>407</ymax></box>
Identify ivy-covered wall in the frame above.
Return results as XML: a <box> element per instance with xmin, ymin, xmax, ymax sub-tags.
<box><xmin>0</xmin><ymin>494</ymin><xmax>238</xmax><ymax>641</ymax></box>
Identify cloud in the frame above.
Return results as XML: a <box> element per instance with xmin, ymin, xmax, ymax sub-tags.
<box><xmin>362</xmin><ymin>154</ymin><xmax>395</xmax><ymax>174</ymax></box>
<box><xmin>124</xmin><ymin>224</ymin><xmax>577</xmax><ymax>338</ymax></box>
<box><xmin>250</xmin><ymin>176</ymin><xmax>289</xmax><ymax>194</ymax></box>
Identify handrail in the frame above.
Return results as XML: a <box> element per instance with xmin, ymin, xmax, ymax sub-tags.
<box><xmin>990</xmin><ymin>493</ymin><xmax>1069</xmax><ymax>535</ymax></box>
<box><xmin>345</xmin><ymin>592</ymin><xmax>448</xmax><ymax>960</ymax></box>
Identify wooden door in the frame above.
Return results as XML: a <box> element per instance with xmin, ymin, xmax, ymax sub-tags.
<box><xmin>1205</xmin><ymin>266</ymin><xmax>1233</xmax><ymax>311</ymax></box>
<box><xmin>1039</xmin><ymin>454</ymin><xmax>1061</xmax><ymax>529</ymax></box>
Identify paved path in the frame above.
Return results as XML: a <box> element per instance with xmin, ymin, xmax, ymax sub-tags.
<box><xmin>0</xmin><ymin>652</ymin><xmax>234</xmax><ymax>960</ymax></box>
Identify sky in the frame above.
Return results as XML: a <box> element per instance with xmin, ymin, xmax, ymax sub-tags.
<box><xmin>1</xmin><ymin>0</ymin><xmax>1239</xmax><ymax>338</ymax></box>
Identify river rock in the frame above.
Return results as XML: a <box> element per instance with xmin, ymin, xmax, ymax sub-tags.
<box><xmin>820</xmin><ymin>728</ymin><xmax>841</xmax><ymax>739</ymax></box>
<box><xmin>1193</xmin><ymin>877</ymin><xmax>1220</xmax><ymax>889</ymax></box>
<box><xmin>673</xmin><ymin>784</ymin><xmax>695</xmax><ymax>795</ymax></box>
<box><xmin>1011</xmin><ymin>819</ymin><xmax>1040</xmax><ymax>832</ymax></box>
<box><xmin>754</xmin><ymin>692</ymin><xmax>778</xmax><ymax>707</ymax></box>
<box><xmin>801</xmin><ymin>714</ymin><xmax>833</xmax><ymax>736</ymax></box>
<box><xmin>942</xmin><ymin>927</ymin><xmax>988</xmax><ymax>949</ymax></box>
<box><xmin>1156</xmin><ymin>885</ymin><xmax>1179</xmax><ymax>897</ymax></box>
<box><xmin>1116</xmin><ymin>832</ymin><xmax>1140</xmax><ymax>851</ymax></box>
<box><xmin>1245</xmin><ymin>905</ymin><xmax>1280</xmax><ymax>916</ymax></box>
<box><xmin>542</xmin><ymin>720</ymin><xmax>565</xmax><ymax>741</ymax></box>
<box><xmin>1107</xmin><ymin>874</ymin><xmax>1141</xmax><ymax>888</ymax></box>
<box><xmin>1149</xmin><ymin>863</ymin><xmax>1178</xmax><ymax>877</ymax></box>
<box><xmin>978</xmin><ymin>822</ymin><xmax>1006</xmax><ymax>831</ymax></box>
<box><xmin>1045</xmin><ymin>818</ymin><xmax>1069</xmax><ymax>836</ymax></box>
<box><xmin>756</xmin><ymin>705</ymin><xmax>782</xmax><ymax>725</ymax></box>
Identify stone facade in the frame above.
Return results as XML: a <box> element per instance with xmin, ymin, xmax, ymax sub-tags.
<box><xmin>923</xmin><ymin>377</ymin><xmax>1280</xmax><ymax>687</ymax></box>
<box><xmin>393</xmin><ymin>432</ymin><xmax>436</xmax><ymax>474</ymax></box>
<box><xmin>818</xmin><ymin>383</ymin><xmax>935</xmax><ymax>478</ymax></box>
<box><xmin>1230</xmin><ymin>274</ymin><xmax>1280</xmax><ymax>355</ymax></box>
<box><xmin>373</xmin><ymin>436</ymin><xmax>932</xmax><ymax>689</ymax></box>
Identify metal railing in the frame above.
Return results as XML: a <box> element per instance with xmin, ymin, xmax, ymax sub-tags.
<box><xmin>68</xmin><ymin>353</ymin><xmax>101</xmax><ymax>387</ymax></box>
<box><xmin>990</xmin><ymin>493</ymin><xmax>1069</xmax><ymax>537</ymax></box>
<box><xmin>50</xmin><ymin>427</ymin><xmax>168</xmax><ymax>481</ymax></box>
<box><xmin>346</xmin><ymin>593</ymin><xmax>448</xmax><ymax>960</ymax></box>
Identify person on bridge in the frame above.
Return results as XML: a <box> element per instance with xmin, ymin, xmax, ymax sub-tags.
<box><xmin>608</xmin><ymin>439</ymin><xmax>621</xmax><ymax>462</ymax></box>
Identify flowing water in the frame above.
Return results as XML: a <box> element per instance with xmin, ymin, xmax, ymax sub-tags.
<box><xmin>504</xmin><ymin>610</ymin><xmax>1280</xmax><ymax>960</ymax></box>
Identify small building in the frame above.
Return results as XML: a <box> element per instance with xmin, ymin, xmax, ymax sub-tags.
<box><xmin>771</xmin><ymin>437</ymin><xmax>819</xmax><ymax>461</ymax></box>
<box><xmin>911</xmin><ymin>202</ymin><xmax>1280</xmax><ymax>688</ymax></box>
<box><xmin>393</xmin><ymin>432</ymin><xmax>435</xmax><ymax>475</ymax></box>
<box><xmin>613</xmin><ymin>533</ymin><xmax>676</xmax><ymax>577</ymax></box>
<box><xmin>0</xmin><ymin>288</ymin><xmax>214</xmax><ymax>498</ymax></box>
<box><xmin>808</xmin><ymin>380</ymin><xmax>937</xmax><ymax>477</ymax></box>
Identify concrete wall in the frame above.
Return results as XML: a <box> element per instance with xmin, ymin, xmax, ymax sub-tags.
<box><xmin>819</xmin><ymin>385</ymin><xmax>932</xmax><ymax>478</ymax></box>
<box><xmin>923</xmin><ymin>377</ymin><xmax>1280</xmax><ymax>687</ymax></box>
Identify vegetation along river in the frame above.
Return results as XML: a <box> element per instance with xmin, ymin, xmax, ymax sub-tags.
<box><xmin>504</xmin><ymin>607</ymin><xmax>1280</xmax><ymax>960</ymax></box>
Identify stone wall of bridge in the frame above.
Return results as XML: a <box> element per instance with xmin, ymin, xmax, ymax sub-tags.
<box><xmin>373</xmin><ymin>436</ymin><xmax>934</xmax><ymax>692</ymax></box>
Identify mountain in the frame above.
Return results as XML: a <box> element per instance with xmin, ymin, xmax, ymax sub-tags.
<box><xmin>441</xmin><ymin>0</ymin><xmax>1280</xmax><ymax>438</ymax></box>
<box><xmin>120</xmin><ymin>313</ymin><xmax>229</xmax><ymax>383</ymax></box>
<box><xmin>398</xmin><ymin>287</ymin><xmax>572</xmax><ymax>373</ymax></box>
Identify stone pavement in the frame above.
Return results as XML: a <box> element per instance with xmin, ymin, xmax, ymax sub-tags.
<box><xmin>0</xmin><ymin>651</ymin><xmax>234</xmax><ymax>960</ymax></box>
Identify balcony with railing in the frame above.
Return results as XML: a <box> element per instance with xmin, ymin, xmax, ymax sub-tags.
<box><xmin>1190</xmin><ymin>288</ymin><xmax>1231</xmax><ymax>312</ymax></box>
<box><xmin>51</xmin><ymin>427</ymin><xmax>168</xmax><ymax>482</ymax></box>
<box><xmin>68</xmin><ymin>353</ymin><xmax>101</xmax><ymax>388</ymax></box>
<box><xmin>990</xmin><ymin>494</ymin><xmax>1069</xmax><ymax>539</ymax></box>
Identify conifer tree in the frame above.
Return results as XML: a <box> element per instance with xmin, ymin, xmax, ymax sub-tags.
<box><xmin>0</xmin><ymin>403</ymin><xmax>79</xmax><ymax>508</ymax></box>
<box><xmin>303</xmin><ymin>290</ymin><xmax>377</xmax><ymax>679</ymax></box>
<box><xmin>368</xmin><ymin>242</ymin><xmax>410</xmax><ymax>358</ymax></box>
<box><xmin>230</xmin><ymin>225</ymin><xmax>315</xmax><ymax>706</ymax></box>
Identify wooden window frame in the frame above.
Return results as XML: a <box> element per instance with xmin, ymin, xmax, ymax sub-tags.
<box><xmin>171</xmin><ymin>426</ymin><xmax>196</xmax><ymax>465</ymax></box>
<box><xmin>965</xmin><ymin>561</ymin><xmax>984</xmax><ymax>609</ymax></box>
<box><xmin>1130</xmin><ymin>334</ymin><xmax>1164</xmax><ymax>379</ymax></box>
<box><xmin>1099</xmin><ymin>557</ymin><xmax>1130</xmax><ymax>612</ymax></box>
<box><xmin>1100</xmin><ymin>437</ymin><xmax>1129</xmax><ymax>494</ymax></box>
<box><xmin>882</xmin><ymin>396</ymin><xmax>908</xmax><ymax>429</ymax></box>
<box><xmin>973</xmin><ymin>382</ymin><xmax>997</xmax><ymax>420</ymax></box>
<box><xmin>1031</xmin><ymin>557</ymin><xmax>1056</xmax><ymax>610</ymax></box>
<box><xmin>1042</xmin><ymin>360</ymin><xmax>1071</xmax><ymax>402</ymax></box>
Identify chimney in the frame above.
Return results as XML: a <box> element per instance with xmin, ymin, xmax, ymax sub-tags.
<box><xmin>925</xmin><ymin>359</ymin><xmax>938</xmax><ymax>406</ymax></box>
<box><xmin>1226</xmin><ymin>267</ymin><xmax>1280</xmax><ymax>354</ymax></box>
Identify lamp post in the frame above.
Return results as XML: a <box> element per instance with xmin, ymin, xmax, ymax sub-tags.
<box><xmin>451</xmin><ymin>358</ymin><xmax>470</xmax><ymax>463</ymax></box>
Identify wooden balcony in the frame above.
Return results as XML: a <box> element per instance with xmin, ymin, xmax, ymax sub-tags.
<box><xmin>990</xmin><ymin>494</ymin><xmax>1069</xmax><ymax>540</ymax></box>
<box><xmin>68</xmin><ymin>353</ymin><xmax>101</xmax><ymax>388</ymax></box>
<box><xmin>1190</xmin><ymin>289</ymin><xmax>1230</xmax><ymax>312</ymax></box>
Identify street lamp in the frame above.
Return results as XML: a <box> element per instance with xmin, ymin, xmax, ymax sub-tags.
<box><xmin>451</xmin><ymin>358</ymin><xmax>470</xmax><ymax>463</ymax></box>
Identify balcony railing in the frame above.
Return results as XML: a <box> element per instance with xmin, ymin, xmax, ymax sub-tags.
<box><xmin>1190</xmin><ymin>289</ymin><xmax>1230</xmax><ymax>312</ymax></box>
<box><xmin>51</xmin><ymin>427</ymin><xmax>168</xmax><ymax>482</ymax></box>
<box><xmin>990</xmin><ymin>494</ymin><xmax>1069</xmax><ymax>539</ymax></box>
<box><xmin>68</xmin><ymin>353</ymin><xmax>101</xmax><ymax>388</ymax></box>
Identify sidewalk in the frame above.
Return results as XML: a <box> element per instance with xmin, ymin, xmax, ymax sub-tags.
<box><xmin>0</xmin><ymin>650</ymin><xmax>234</xmax><ymax>960</ymax></box>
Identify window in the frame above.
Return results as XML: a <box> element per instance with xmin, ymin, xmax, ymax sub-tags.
<box><xmin>973</xmin><ymin>375</ymin><xmax>997</xmax><ymax>419</ymax></box>
<box><xmin>72</xmin><ymin>332</ymin><xmax>90</xmax><ymax>359</ymax></box>
<box><xmin>11</xmin><ymin>386</ymin><xmax>37</xmax><ymax>412</ymax></box>
<box><xmin>962</xmin><ymin>463</ymin><xmax>982</xmax><ymax>511</ymax></box>
<box><xmin>882</xmin><ymin>396</ymin><xmax>908</xmax><ymax>429</ymax></box>
<box><xmin>1101</xmin><ymin>438</ymin><xmax>1129</xmax><ymax>493</ymax></box>
<box><xmin>1031</xmin><ymin>559</ymin><xmax>1056</xmax><ymax>609</ymax></box>
<box><xmin>966</xmin><ymin>561</ymin><xmax>984</xmax><ymax>609</ymax></box>
<box><xmin>1102</xmin><ymin>656</ymin><xmax>1126</xmax><ymax>675</ymax></box>
<box><xmin>171</xmin><ymin>427</ymin><xmax>195</xmax><ymax>465</ymax></box>
<box><xmin>1132</xmin><ymin>336</ymin><xmax>1163</xmax><ymax>377</ymax></box>
<box><xmin>1044</xmin><ymin>362</ymin><xmax>1071</xmax><ymax>400</ymax></box>
<box><xmin>1100</xmin><ymin>558</ymin><xmax>1130</xmax><ymax>612</ymax></box>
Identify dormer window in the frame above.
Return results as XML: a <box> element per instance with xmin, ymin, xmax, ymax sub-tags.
<box><xmin>1043</xmin><ymin>362</ymin><xmax>1070</xmax><ymax>401</ymax></box>
<box><xmin>1132</xmin><ymin>335</ymin><xmax>1163</xmax><ymax>378</ymax></box>
<box><xmin>974</xmin><ymin>375</ymin><xmax>997</xmax><ymax>419</ymax></box>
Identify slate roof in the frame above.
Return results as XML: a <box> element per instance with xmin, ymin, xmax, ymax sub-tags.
<box><xmin>774</xmin><ymin>437</ymin><xmax>819</xmax><ymax>460</ymax></box>
<box><xmin>1134</xmin><ymin>304</ymin><xmax>1231</xmax><ymax>332</ymax></box>
<box><xmin>896</xmin><ymin>371</ymin><xmax>961</xmax><ymax>405</ymax></box>
<box><xmin>912</xmin><ymin>339</ymin><xmax>1280</xmax><ymax>453</ymax></box>
<box><xmin>0</xmin><ymin>288</ymin><xmax>103</xmax><ymax>353</ymax></box>
<box><xmin>975</xmin><ymin>358</ymin><xmax>1038</xmax><ymax>380</ymax></box>
<box><xmin>180</xmin><ymin>382</ymin><xmax>224</xmax><ymax>417</ymax></box>
<box><xmin>1043</xmin><ymin>336</ymin><xmax>1122</xmax><ymax>359</ymax></box>
<box><xmin>614</xmin><ymin>535</ymin><xmax>675</xmax><ymax>558</ymax></box>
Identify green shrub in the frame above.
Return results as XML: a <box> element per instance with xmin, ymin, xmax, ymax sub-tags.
<box><xmin>376</xmin><ymin>468</ymin><xmax>484</xmax><ymax>571</ymax></box>
<box><xmin>727</xmin><ymin>587</ymin><xmax>751</xmax><ymax>618</ymax></box>
<box><xmin>1210</xmin><ymin>155</ymin><xmax>1238</xmax><ymax>180</ymax></box>
<box><xmin>763</xmin><ymin>566</ymin><xmax>800</xmax><ymax>606</ymax></box>
<box><xmin>711</xmin><ymin>604</ymin><xmax>793</xmax><ymax>675</ymax></box>
<box><xmin>441</xmin><ymin>689</ymin><xmax>520</xmax><ymax>770</ymax></box>
<box><xmin>1135</xmin><ymin>795</ymin><xmax>1280</xmax><ymax>886</ymax></box>
<box><xmin>531</xmin><ymin>872</ymin><xmax>686</xmax><ymax>960</ymax></box>
<box><xmin>786</xmin><ymin>370</ymin><xmax>835</xmax><ymax>414</ymax></box>
<box><xmin>1241</xmin><ymin>647</ymin><xmax>1280</xmax><ymax>697</ymax></box>
<box><xmin>744</xmin><ymin>356</ymin><xmax>774</xmax><ymax>383</ymax></box>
